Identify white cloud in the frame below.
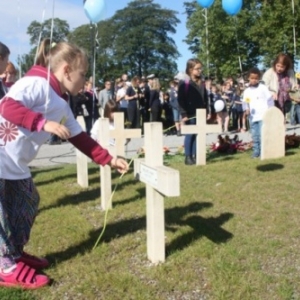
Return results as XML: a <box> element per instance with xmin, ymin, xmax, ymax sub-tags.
<box><xmin>0</xmin><ymin>0</ymin><xmax>88</xmax><ymax>65</ymax></box>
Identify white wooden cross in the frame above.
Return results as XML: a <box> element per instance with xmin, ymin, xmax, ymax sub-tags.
<box><xmin>76</xmin><ymin>116</ymin><xmax>89</xmax><ymax>187</ymax></box>
<box><xmin>134</xmin><ymin>122</ymin><xmax>180</xmax><ymax>263</ymax></box>
<box><xmin>110</xmin><ymin>112</ymin><xmax>141</xmax><ymax>157</ymax></box>
<box><xmin>181</xmin><ymin>109</ymin><xmax>221</xmax><ymax>165</ymax></box>
<box><xmin>97</xmin><ymin>118</ymin><xmax>113</xmax><ymax>210</ymax></box>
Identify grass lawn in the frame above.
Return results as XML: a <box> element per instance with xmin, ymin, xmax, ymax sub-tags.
<box><xmin>1</xmin><ymin>148</ymin><xmax>300</xmax><ymax>300</ymax></box>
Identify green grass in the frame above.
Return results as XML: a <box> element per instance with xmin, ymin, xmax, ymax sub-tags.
<box><xmin>3</xmin><ymin>148</ymin><xmax>300</xmax><ymax>299</ymax></box>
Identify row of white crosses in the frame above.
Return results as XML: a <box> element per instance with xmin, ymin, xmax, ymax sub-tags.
<box><xmin>76</xmin><ymin>113</ymin><xmax>141</xmax><ymax>209</ymax></box>
<box><xmin>75</xmin><ymin>107</ymin><xmax>285</xmax><ymax>263</ymax></box>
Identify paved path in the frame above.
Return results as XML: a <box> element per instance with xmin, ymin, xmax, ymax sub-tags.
<box><xmin>29</xmin><ymin>125</ymin><xmax>300</xmax><ymax>168</ymax></box>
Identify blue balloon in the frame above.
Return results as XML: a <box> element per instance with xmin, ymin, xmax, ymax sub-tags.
<box><xmin>84</xmin><ymin>0</ymin><xmax>106</xmax><ymax>23</ymax></box>
<box><xmin>196</xmin><ymin>0</ymin><xmax>215</xmax><ymax>8</ymax></box>
<box><xmin>222</xmin><ymin>0</ymin><xmax>243</xmax><ymax>16</ymax></box>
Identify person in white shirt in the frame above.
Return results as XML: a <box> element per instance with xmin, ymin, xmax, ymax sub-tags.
<box><xmin>91</xmin><ymin>99</ymin><xmax>119</xmax><ymax>146</ymax></box>
<box><xmin>243</xmin><ymin>67</ymin><xmax>274</xmax><ymax>158</ymax></box>
<box><xmin>0</xmin><ymin>39</ymin><xmax>128</xmax><ymax>289</ymax></box>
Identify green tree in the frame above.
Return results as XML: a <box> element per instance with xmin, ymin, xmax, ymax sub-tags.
<box><xmin>27</xmin><ymin>18</ymin><xmax>70</xmax><ymax>46</ymax></box>
<box><xmin>110</xmin><ymin>0</ymin><xmax>180</xmax><ymax>79</ymax></box>
<box><xmin>184</xmin><ymin>0</ymin><xmax>260</xmax><ymax>80</ymax></box>
<box><xmin>250</xmin><ymin>0</ymin><xmax>300</xmax><ymax>67</ymax></box>
<box><xmin>184</xmin><ymin>0</ymin><xmax>300</xmax><ymax>80</ymax></box>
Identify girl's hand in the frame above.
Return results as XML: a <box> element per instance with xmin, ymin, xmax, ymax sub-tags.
<box><xmin>272</xmin><ymin>92</ymin><xmax>278</xmax><ymax>101</ymax></box>
<box><xmin>109</xmin><ymin>157</ymin><xmax>129</xmax><ymax>174</ymax></box>
<box><xmin>43</xmin><ymin>120</ymin><xmax>71</xmax><ymax>140</ymax></box>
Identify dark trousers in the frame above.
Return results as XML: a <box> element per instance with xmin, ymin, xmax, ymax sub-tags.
<box><xmin>127</xmin><ymin>103</ymin><xmax>140</xmax><ymax>128</ymax></box>
<box><xmin>184</xmin><ymin>117</ymin><xmax>196</xmax><ymax>156</ymax></box>
<box><xmin>150</xmin><ymin>105</ymin><xmax>161</xmax><ymax>122</ymax></box>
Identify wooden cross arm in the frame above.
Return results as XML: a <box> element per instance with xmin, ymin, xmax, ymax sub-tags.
<box><xmin>134</xmin><ymin>158</ymin><xmax>180</xmax><ymax>197</ymax></box>
<box><xmin>110</xmin><ymin>128</ymin><xmax>141</xmax><ymax>139</ymax></box>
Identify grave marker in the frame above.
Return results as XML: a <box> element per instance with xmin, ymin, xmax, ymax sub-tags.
<box><xmin>261</xmin><ymin>107</ymin><xmax>285</xmax><ymax>160</ymax></box>
<box><xmin>134</xmin><ymin>122</ymin><xmax>180</xmax><ymax>263</ymax></box>
<box><xmin>181</xmin><ymin>109</ymin><xmax>221</xmax><ymax>165</ymax></box>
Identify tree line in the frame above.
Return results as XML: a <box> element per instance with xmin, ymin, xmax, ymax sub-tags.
<box><xmin>18</xmin><ymin>0</ymin><xmax>300</xmax><ymax>83</ymax></box>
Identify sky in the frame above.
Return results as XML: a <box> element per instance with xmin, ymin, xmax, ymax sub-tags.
<box><xmin>0</xmin><ymin>0</ymin><xmax>193</xmax><ymax>73</ymax></box>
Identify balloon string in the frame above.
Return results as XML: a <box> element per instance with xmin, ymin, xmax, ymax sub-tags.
<box><xmin>34</xmin><ymin>0</ymin><xmax>48</xmax><ymax>65</ymax></box>
<box><xmin>292</xmin><ymin>0</ymin><xmax>297</xmax><ymax>60</ymax></box>
<box><xmin>44</xmin><ymin>0</ymin><xmax>55</xmax><ymax>120</ymax></box>
<box><xmin>233</xmin><ymin>16</ymin><xmax>243</xmax><ymax>74</ymax></box>
<box><xmin>17</xmin><ymin>0</ymin><xmax>22</xmax><ymax>77</ymax></box>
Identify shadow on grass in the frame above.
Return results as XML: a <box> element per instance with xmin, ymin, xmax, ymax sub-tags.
<box><xmin>207</xmin><ymin>154</ymin><xmax>236</xmax><ymax>163</ymax></box>
<box><xmin>30</xmin><ymin>166</ymin><xmax>64</xmax><ymax>178</ymax></box>
<box><xmin>256</xmin><ymin>163</ymin><xmax>284</xmax><ymax>172</ymax></box>
<box><xmin>46</xmin><ymin>202</ymin><xmax>233</xmax><ymax>265</ymax></box>
<box><xmin>285</xmin><ymin>150</ymin><xmax>297</xmax><ymax>156</ymax></box>
<box><xmin>113</xmin><ymin>187</ymin><xmax>145</xmax><ymax>207</ymax></box>
<box><xmin>38</xmin><ymin>178</ymin><xmax>140</xmax><ymax>213</ymax></box>
<box><xmin>34</xmin><ymin>165</ymin><xmax>124</xmax><ymax>187</ymax></box>
<box><xmin>166</xmin><ymin>211</ymin><xmax>234</xmax><ymax>256</ymax></box>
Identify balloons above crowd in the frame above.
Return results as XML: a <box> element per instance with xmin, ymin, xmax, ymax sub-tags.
<box><xmin>197</xmin><ymin>0</ymin><xmax>243</xmax><ymax>16</ymax></box>
<box><xmin>83</xmin><ymin>0</ymin><xmax>106</xmax><ymax>23</ymax></box>
<box><xmin>222</xmin><ymin>0</ymin><xmax>243</xmax><ymax>16</ymax></box>
<box><xmin>196</xmin><ymin>0</ymin><xmax>214</xmax><ymax>9</ymax></box>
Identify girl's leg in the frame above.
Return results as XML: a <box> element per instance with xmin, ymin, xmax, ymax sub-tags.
<box><xmin>241</xmin><ymin>112</ymin><xmax>247</xmax><ymax>131</ymax></box>
<box><xmin>6</xmin><ymin>178</ymin><xmax>40</xmax><ymax>258</ymax></box>
<box><xmin>217</xmin><ymin>113</ymin><xmax>223</xmax><ymax>130</ymax></box>
<box><xmin>0</xmin><ymin>178</ymin><xmax>39</xmax><ymax>270</ymax></box>
<box><xmin>224</xmin><ymin>113</ymin><xmax>229</xmax><ymax>132</ymax></box>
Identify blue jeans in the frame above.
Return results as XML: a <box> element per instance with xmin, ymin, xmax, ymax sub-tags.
<box><xmin>251</xmin><ymin>121</ymin><xmax>262</xmax><ymax>157</ymax></box>
<box><xmin>290</xmin><ymin>103</ymin><xmax>300</xmax><ymax>125</ymax></box>
<box><xmin>184</xmin><ymin>118</ymin><xmax>196</xmax><ymax>156</ymax></box>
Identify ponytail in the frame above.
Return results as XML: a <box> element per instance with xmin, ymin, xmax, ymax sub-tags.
<box><xmin>35</xmin><ymin>38</ymin><xmax>88</xmax><ymax>73</ymax></box>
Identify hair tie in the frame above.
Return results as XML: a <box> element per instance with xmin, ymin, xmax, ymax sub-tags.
<box><xmin>51</xmin><ymin>42</ymin><xmax>57</xmax><ymax>48</ymax></box>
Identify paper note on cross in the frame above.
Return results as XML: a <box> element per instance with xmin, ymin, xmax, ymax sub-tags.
<box><xmin>134</xmin><ymin>122</ymin><xmax>180</xmax><ymax>263</ymax></box>
<box><xmin>181</xmin><ymin>109</ymin><xmax>221</xmax><ymax>165</ymax></box>
<box><xmin>76</xmin><ymin>116</ymin><xmax>89</xmax><ymax>187</ymax></box>
<box><xmin>110</xmin><ymin>112</ymin><xmax>141</xmax><ymax>157</ymax></box>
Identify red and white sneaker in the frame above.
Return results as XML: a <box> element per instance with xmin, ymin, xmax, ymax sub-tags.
<box><xmin>16</xmin><ymin>252</ymin><xmax>49</xmax><ymax>270</ymax></box>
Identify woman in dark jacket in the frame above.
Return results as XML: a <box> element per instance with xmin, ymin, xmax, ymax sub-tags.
<box><xmin>149</xmin><ymin>78</ymin><xmax>162</xmax><ymax>122</ymax></box>
<box><xmin>178</xmin><ymin>58</ymin><xmax>210</xmax><ymax>165</ymax></box>
<box><xmin>125</xmin><ymin>76</ymin><xmax>141</xmax><ymax>129</ymax></box>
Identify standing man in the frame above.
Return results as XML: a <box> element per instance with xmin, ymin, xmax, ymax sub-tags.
<box><xmin>98</xmin><ymin>80</ymin><xmax>112</xmax><ymax>117</ymax></box>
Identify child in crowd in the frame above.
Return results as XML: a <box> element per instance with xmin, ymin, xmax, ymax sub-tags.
<box><xmin>212</xmin><ymin>84</ymin><xmax>229</xmax><ymax>132</ymax></box>
<box><xmin>232</xmin><ymin>86</ymin><xmax>245</xmax><ymax>132</ymax></box>
<box><xmin>1</xmin><ymin>61</ymin><xmax>17</xmax><ymax>90</ymax></box>
<box><xmin>0</xmin><ymin>42</ymin><xmax>10</xmax><ymax>99</ymax></box>
<box><xmin>0</xmin><ymin>39</ymin><xmax>128</xmax><ymax>289</ymax></box>
<box><xmin>243</xmin><ymin>67</ymin><xmax>274</xmax><ymax>158</ymax></box>
<box><xmin>162</xmin><ymin>92</ymin><xmax>175</xmax><ymax>135</ymax></box>
<box><xmin>91</xmin><ymin>99</ymin><xmax>119</xmax><ymax>146</ymax></box>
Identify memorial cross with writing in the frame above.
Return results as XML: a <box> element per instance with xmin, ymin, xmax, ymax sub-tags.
<box><xmin>134</xmin><ymin>122</ymin><xmax>180</xmax><ymax>263</ymax></box>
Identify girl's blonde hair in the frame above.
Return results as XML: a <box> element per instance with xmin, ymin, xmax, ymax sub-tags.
<box><xmin>35</xmin><ymin>39</ymin><xmax>88</xmax><ymax>73</ymax></box>
<box><xmin>150</xmin><ymin>78</ymin><xmax>160</xmax><ymax>91</ymax></box>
